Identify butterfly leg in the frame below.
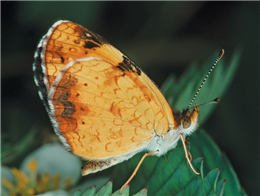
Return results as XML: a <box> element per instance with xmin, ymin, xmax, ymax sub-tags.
<box><xmin>180</xmin><ymin>133</ymin><xmax>200</xmax><ymax>175</ymax></box>
<box><xmin>120</xmin><ymin>152</ymin><xmax>157</xmax><ymax>193</ymax></box>
<box><xmin>184</xmin><ymin>139</ymin><xmax>193</xmax><ymax>161</ymax></box>
<box><xmin>188</xmin><ymin>152</ymin><xmax>192</xmax><ymax>161</ymax></box>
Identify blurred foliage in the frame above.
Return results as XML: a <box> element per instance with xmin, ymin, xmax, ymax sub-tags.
<box><xmin>1</xmin><ymin>1</ymin><xmax>259</xmax><ymax>195</ymax></box>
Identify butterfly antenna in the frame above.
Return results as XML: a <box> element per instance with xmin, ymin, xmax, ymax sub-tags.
<box><xmin>187</xmin><ymin>49</ymin><xmax>224</xmax><ymax>109</ymax></box>
<box><xmin>189</xmin><ymin>98</ymin><xmax>220</xmax><ymax>110</ymax></box>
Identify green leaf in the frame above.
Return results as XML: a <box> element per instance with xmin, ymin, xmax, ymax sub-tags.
<box><xmin>190</xmin><ymin>130</ymin><xmax>247</xmax><ymax>196</ymax></box>
<box><xmin>208</xmin><ymin>179</ymin><xmax>225</xmax><ymax>196</ymax></box>
<box><xmin>111</xmin><ymin>184</ymin><xmax>129</xmax><ymax>196</ymax></box>
<box><xmin>72</xmin><ymin>181</ymin><xmax>146</xmax><ymax>196</ymax></box>
<box><xmin>81</xmin><ymin>186</ymin><xmax>96</xmax><ymax>196</ymax></box>
<box><xmin>96</xmin><ymin>181</ymin><xmax>112</xmax><ymax>196</ymax></box>
<box><xmin>132</xmin><ymin>188</ymin><xmax>148</xmax><ymax>196</ymax></box>
<box><xmin>72</xmin><ymin>190</ymin><xmax>82</xmax><ymax>196</ymax></box>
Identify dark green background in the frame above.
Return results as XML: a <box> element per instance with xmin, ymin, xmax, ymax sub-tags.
<box><xmin>2</xmin><ymin>2</ymin><xmax>259</xmax><ymax>195</ymax></box>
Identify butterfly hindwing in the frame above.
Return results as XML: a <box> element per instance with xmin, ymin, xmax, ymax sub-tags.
<box><xmin>33</xmin><ymin>20</ymin><xmax>175</xmax><ymax>162</ymax></box>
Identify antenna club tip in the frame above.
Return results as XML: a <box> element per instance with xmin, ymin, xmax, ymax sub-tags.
<box><xmin>214</xmin><ymin>98</ymin><xmax>220</xmax><ymax>102</ymax></box>
<box><xmin>218</xmin><ymin>49</ymin><xmax>225</xmax><ymax>59</ymax></box>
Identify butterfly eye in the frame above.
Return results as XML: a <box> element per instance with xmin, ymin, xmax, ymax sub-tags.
<box><xmin>181</xmin><ymin>116</ymin><xmax>191</xmax><ymax>129</ymax></box>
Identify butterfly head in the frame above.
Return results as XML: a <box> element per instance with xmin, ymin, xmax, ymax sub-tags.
<box><xmin>171</xmin><ymin>103</ymin><xmax>199</xmax><ymax>137</ymax></box>
<box><xmin>179</xmin><ymin>103</ymin><xmax>199</xmax><ymax>136</ymax></box>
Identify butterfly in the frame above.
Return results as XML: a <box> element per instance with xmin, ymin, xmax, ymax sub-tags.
<box><xmin>33</xmin><ymin>20</ymin><xmax>224</xmax><ymax>192</ymax></box>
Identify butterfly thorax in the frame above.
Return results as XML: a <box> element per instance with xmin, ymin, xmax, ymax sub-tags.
<box><xmin>147</xmin><ymin>106</ymin><xmax>199</xmax><ymax>157</ymax></box>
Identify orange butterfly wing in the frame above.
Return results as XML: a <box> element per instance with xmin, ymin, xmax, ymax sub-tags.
<box><xmin>33</xmin><ymin>21</ymin><xmax>176</xmax><ymax>161</ymax></box>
